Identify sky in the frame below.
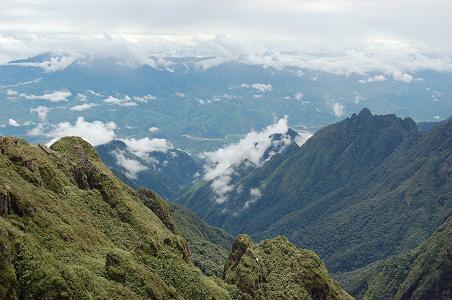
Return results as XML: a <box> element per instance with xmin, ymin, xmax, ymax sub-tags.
<box><xmin>0</xmin><ymin>0</ymin><xmax>451</xmax><ymax>62</ymax></box>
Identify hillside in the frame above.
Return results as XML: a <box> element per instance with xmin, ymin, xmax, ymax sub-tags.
<box><xmin>0</xmin><ymin>136</ymin><xmax>350</xmax><ymax>299</ymax></box>
<box><xmin>337</xmin><ymin>215</ymin><xmax>451</xmax><ymax>299</ymax></box>
<box><xmin>96</xmin><ymin>140</ymin><xmax>201</xmax><ymax>199</ymax></box>
<box><xmin>178</xmin><ymin>109</ymin><xmax>452</xmax><ymax>273</ymax></box>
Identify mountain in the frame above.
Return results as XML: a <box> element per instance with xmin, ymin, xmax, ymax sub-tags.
<box><xmin>417</xmin><ymin>117</ymin><xmax>451</xmax><ymax>132</ymax></box>
<box><xmin>337</xmin><ymin>215</ymin><xmax>451</xmax><ymax>299</ymax></box>
<box><xmin>96</xmin><ymin>140</ymin><xmax>202</xmax><ymax>199</ymax></box>
<box><xmin>0</xmin><ymin>136</ymin><xmax>350</xmax><ymax>299</ymax></box>
<box><xmin>223</xmin><ymin>234</ymin><xmax>353</xmax><ymax>299</ymax></box>
<box><xmin>1</xmin><ymin>53</ymin><xmax>452</xmax><ymax>153</ymax></box>
<box><xmin>178</xmin><ymin>109</ymin><xmax>452</xmax><ymax>274</ymax></box>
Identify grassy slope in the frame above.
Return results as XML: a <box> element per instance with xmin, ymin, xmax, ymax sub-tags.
<box><xmin>337</xmin><ymin>216</ymin><xmax>451</xmax><ymax>300</ymax></box>
<box><xmin>0</xmin><ymin>136</ymin><xmax>234</xmax><ymax>299</ymax></box>
<box><xmin>224</xmin><ymin>235</ymin><xmax>354</xmax><ymax>300</ymax></box>
<box><xmin>171</xmin><ymin>203</ymin><xmax>233</xmax><ymax>277</ymax></box>
<box><xmin>0</xmin><ymin>136</ymin><xmax>351</xmax><ymax>299</ymax></box>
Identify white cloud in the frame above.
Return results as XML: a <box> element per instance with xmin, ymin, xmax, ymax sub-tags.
<box><xmin>70</xmin><ymin>103</ymin><xmax>97</xmax><ymax>111</ymax></box>
<box><xmin>243</xmin><ymin>187</ymin><xmax>262</xmax><ymax>209</ymax></box>
<box><xmin>47</xmin><ymin>117</ymin><xmax>116</xmax><ymax>146</ymax></box>
<box><xmin>331</xmin><ymin>102</ymin><xmax>345</xmax><ymax>117</ymax></box>
<box><xmin>359</xmin><ymin>74</ymin><xmax>386</xmax><ymax>83</ymax></box>
<box><xmin>21</xmin><ymin>90</ymin><xmax>72</xmax><ymax>102</ymax></box>
<box><xmin>77</xmin><ymin>93</ymin><xmax>88</xmax><ymax>101</ymax></box>
<box><xmin>27</xmin><ymin>124</ymin><xmax>45</xmax><ymax>136</ymax></box>
<box><xmin>241</xmin><ymin>83</ymin><xmax>273</xmax><ymax>92</ymax></box>
<box><xmin>104</xmin><ymin>95</ymin><xmax>137</xmax><ymax>106</ymax></box>
<box><xmin>148</xmin><ymin>127</ymin><xmax>159</xmax><ymax>133</ymax></box>
<box><xmin>8</xmin><ymin>119</ymin><xmax>20</xmax><ymax>127</ymax></box>
<box><xmin>9</xmin><ymin>55</ymin><xmax>78</xmax><ymax>72</ymax></box>
<box><xmin>295</xmin><ymin>92</ymin><xmax>304</xmax><ymax>101</ymax></box>
<box><xmin>121</xmin><ymin>137</ymin><xmax>173</xmax><ymax>159</ymax></box>
<box><xmin>132</xmin><ymin>94</ymin><xmax>157</xmax><ymax>102</ymax></box>
<box><xmin>6</xmin><ymin>89</ymin><xmax>18</xmax><ymax>96</ymax></box>
<box><xmin>201</xmin><ymin>117</ymin><xmax>292</xmax><ymax>203</ymax></box>
<box><xmin>30</xmin><ymin>106</ymin><xmax>50</xmax><ymax>121</ymax></box>
<box><xmin>353</xmin><ymin>93</ymin><xmax>366</xmax><ymax>104</ymax></box>
<box><xmin>87</xmin><ymin>90</ymin><xmax>102</xmax><ymax>97</ymax></box>
<box><xmin>294</xmin><ymin>131</ymin><xmax>313</xmax><ymax>146</ymax></box>
<box><xmin>112</xmin><ymin>149</ymin><xmax>148</xmax><ymax>179</ymax></box>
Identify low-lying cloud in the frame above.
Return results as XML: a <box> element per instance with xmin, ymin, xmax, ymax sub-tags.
<box><xmin>46</xmin><ymin>117</ymin><xmax>117</xmax><ymax>146</ymax></box>
<box><xmin>201</xmin><ymin>117</ymin><xmax>295</xmax><ymax>204</ymax></box>
<box><xmin>121</xmin><ymin>137</ymin><xmax>173</xmax><ymax>159</ymax></box>
<box><xmin>112</xmin><ymin>149</ymin><xmax>148</xmax><ymax>179</ymax></box>
<box><xmin>21</xmin><ymin>90</ymin><xmax>72</xmax><ymax>102</ymax></box>
<box><xmin>70</xmin><ymin>103</ymin><xmax>98</xmax><ymax>111</ymax></box>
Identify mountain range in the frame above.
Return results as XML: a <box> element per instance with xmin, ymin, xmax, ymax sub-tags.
<box><xmin>177</xmin><ymin>109</ymin><xmax>452</xmax><ymax>292</ymax></box>
<box><xmin>1</xmin><ymin>53</ymin><xmax>451</xmax><ymax>154</ymax></box>
<box><xmin>0</xmin><ymin>135</ymin><xmax>352</xmax><ymax>299</ymax></box>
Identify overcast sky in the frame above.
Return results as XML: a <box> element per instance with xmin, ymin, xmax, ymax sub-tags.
<box><xmin>0</xmin><ymin>0</ymin><xmax>451</xmax><ymax>61</ymax></box>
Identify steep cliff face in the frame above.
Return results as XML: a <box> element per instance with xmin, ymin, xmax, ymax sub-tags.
<box><xmin>0</xmin><ymin>136</ymin><xmax>351</xmax><ymax>299</ymax></box>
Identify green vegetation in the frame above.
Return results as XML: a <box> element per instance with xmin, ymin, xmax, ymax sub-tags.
<box><xmin>0</xmin><ymin>136</ymin><xmax>350</xmax><ymax>299</ymax></box>
<box><xmin>171</xmin><ymin>203</ymin><xmax>233</xmax><ymax>277</ymax></box>
<box><xmin>179</xmin><ymin>109</ymin><xmax>452</xmax><ymax>276</ymax></box>
<box><xmin>337</xmin><ymin>216</ymin><xmax>452</xmax><ymax>299</ymax></box>
<box><xmin>224</xmin><ymin>234</ymin><xmax>353</xmax><ymax>299</ymax></box>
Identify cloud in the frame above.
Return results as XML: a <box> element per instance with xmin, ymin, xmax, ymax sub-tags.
<box><xmin>331</xmin><ymin>102</ymin><xmax>345</xmax><ymax>117</ymax></box>
<box><xmin>241</xmin><ymin>83</ymin><xmax>273</xmax><ymax>92</ymax></box>
<box><xmin>20</xmin><ymin>90</ymin><xmax>72</xmax><ymax>102</ymax></box>
<box><xmin>132</xmin><ymin>94</ymin><xmax>157</xmax><ymax>102</ymax></box>
<box><xmin>243</xmin><ymin>187</ymin><xmax>262</xmax><ymax>209</ymax></box>
<box><xmin>30</xmin><ymin>106</ymin><xmax>50</xmax><ymax>121</ymax></box>
<box><xmin>9</xmin><ymin>55</ymin><xmax>78</xmax><ymax>72</ymax></box>
<box><xmin>201</xmin><ymin>117</ymin><xmax>292</xmax><ymax>203</ymax></box>
<box><xmin>104</xmin><ymin>95</ymin><xmax>137</xmax><ymax>106</ymax></box>
<box><xmin>148</xmin><ymin>127</ymin><xmax>159</xmax><ymax>133</ymax></box>
<box><xmin>121</xmin><ymin>137</ymin><xmax>173</xmax><ymax>159</ymax></box>
<box><xmin>359</xmin><ymin>74</ymin><xmax>386</xmax><ymax>83</ymax></box>
<box><xmin>112</xmin><ymin>149</ymin><xmax>148</xmax><ymax>179</ymax></box>
<box><xmin>47</xmin><ymin>117</ymin><xmax>116</xmax><ymax>146</ymax></box>
<box><xmin>294</xmin><ymin>131</ymin><xmax>313</xmax><ymax>146</ymax></box>
<box><xmin>295</xmin><ymin>92</ymin><xmax>304</xmax><ymax>101</ymax></box>
<box><xmin>1</xmin><ymin>34</ymin><xmax>451</xmax><ymax>82</ymax></box>
<box><xmin>8</xmin><ymin>119</ymin><xmax>20</xmax><ymax>127</ymax></box>
<box><xmin>70</xmin><ymin>103</ymin><xmax>98</xmax><ymax>111</ymax></box>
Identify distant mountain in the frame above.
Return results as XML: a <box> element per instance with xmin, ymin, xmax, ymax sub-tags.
<box><xmin>417</xmin><ymin>117</ymin><xmax>451</xmax><ymax>132</ymax></box>
<box><xmin>178</xmin><ymin>127</ymin><xmax>303</xmax><ymax>211</ymax></box>
<box><xmin>96</xmin><ymin>140</ymin><xmax>202</xmax><ymax>199</ymax></box>
<box><xmin>1</xmin><ymin>53</ymin><xmax>452</xmax><ymax>153</ymax></box>
<box><xmin>338</xmin><ymin>215</ymin><xmax>452</xmax><ymax>299</ymax></box>
<box><xmin>0</xmin><ymin>136</ymin><xmax>351</xmax><ymax>299</ymax></box>
<box><xmin>178</xmin><ymin>109</ymin><xmax>452</xmax><ymax>275</ymax></box>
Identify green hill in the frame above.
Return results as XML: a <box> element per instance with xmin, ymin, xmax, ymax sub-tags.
<box><xmin>178</xmin><ymin>109</ymin><xmax>452</xmax><ymax>274</ymax></box>
<box><xmin>337</xmin><ymin>215</ymin><xmax>451</xmax><ymax>299</ymax></box>
<box><xmin>0</xmin><ymin>136</ymin><xmax>350</xmax><ymax>299</ymax></box>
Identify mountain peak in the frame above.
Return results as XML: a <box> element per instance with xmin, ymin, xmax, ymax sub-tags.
<box><xmin>358</xmin><ymin>107</ymin><xmax>373</xmax><ymax>118</ymax></box>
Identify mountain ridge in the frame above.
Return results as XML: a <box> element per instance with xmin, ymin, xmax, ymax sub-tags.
<box><xmin>178</xmin><ymin>109</ymin><xmax>452</xmax><ymax>274</ymax></box>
